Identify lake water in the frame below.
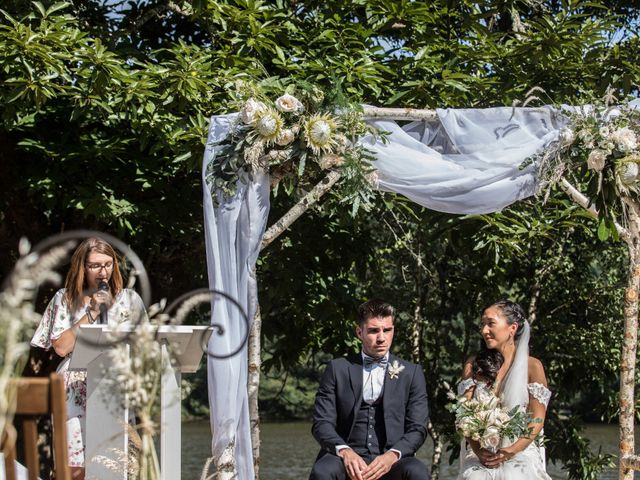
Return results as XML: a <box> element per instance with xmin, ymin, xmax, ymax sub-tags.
<box><xmin>180</xmin><ymin>421</ymin><xmax>630</xmax><ymax>479</ymax></box>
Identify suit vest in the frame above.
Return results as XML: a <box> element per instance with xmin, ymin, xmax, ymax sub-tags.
<box><xmin>348</xmin><ymin>396</ymin><xmax>386</xmax><ymax>457</ymax></box>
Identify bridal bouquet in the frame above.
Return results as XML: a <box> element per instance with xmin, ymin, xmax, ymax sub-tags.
<box><xmin>449</xmin><ymin>392</ymin><xmax>531</xmax><ymax>452</ymax></box>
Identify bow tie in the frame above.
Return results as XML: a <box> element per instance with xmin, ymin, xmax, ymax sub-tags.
<box><xmin>363</xmin><ymin>355</ymin><xmax>388</xmax><ymax>369</ymax></box>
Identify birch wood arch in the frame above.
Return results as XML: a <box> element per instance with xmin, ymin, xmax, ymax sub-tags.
<box><xmin>247</xmin><ymin>106</ymin><xmax>640</xmax><ymax>480</ymax></box>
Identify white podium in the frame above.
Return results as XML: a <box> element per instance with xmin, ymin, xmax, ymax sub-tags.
<box><xmin>70</xmin><ymin>324</ymin><xmax>212</xmax><ymax>480</ymax></box>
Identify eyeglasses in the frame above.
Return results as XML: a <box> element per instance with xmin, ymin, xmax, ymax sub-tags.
<box><xmin>85</xmin><ymin>262</ymin><xmax>114</xmax><ymax>272</ymax></box>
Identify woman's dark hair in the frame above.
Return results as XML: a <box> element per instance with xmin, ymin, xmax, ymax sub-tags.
<box><xmin>473</xmin><ymin>299</ymin><xmax>527</xmax><ymax>385</ymax></box>
<box><xmin>473</xmin><ymin>347</ymin><xmax>504</xmax><ymax>387</ymax></box>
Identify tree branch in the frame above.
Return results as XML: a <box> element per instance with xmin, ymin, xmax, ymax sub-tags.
<box><xmin>559</xmin><ymin>177</ymin><xmax>630</xmax><ymax>241</ymax></box>
<box><xmin>260</xmin><ymin>171</ymin><xmax>342</xmax><ymax>250</ymax></box>
<box><xmin>361</xmin><ymin>107</ymin><xmax>438</xmax><ymax>121</ymax></box>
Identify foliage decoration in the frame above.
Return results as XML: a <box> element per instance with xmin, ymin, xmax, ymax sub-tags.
<box><xmin>530</xmin><ymin>98</ymin><xmax>640</xmax><ymax>240</ymax></box>
<box><xmin>0</xmin><ymin>238</ymin><xmax>74</xmax><ymax>438</ymax></box>
<box><xmin>204</xmin><ymin>80</ymin><xmax>382</xmax><ymax>214</ymax></box>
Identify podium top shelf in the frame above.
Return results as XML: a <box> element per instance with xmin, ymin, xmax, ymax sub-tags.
<box><xmin>70</xmin><ymin>324</ymin><xmax>212</xmax><ymax>373</ymax></box>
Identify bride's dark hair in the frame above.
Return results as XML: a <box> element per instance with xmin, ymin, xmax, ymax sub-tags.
<box><xmin>474</xmin><ymin>300</ymin><xmax>527</xmax><ymax>386</ymax></box>
<box><xmin>473</xmin><ymin>347</ymin><xmax>504</xmax><ymax>387</ymax></box>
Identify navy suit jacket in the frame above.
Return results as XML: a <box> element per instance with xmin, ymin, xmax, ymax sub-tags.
<box><xmin>311</xmin><ymin>353</ymin><xmax>428</xmax><ymax>459</ymax></box>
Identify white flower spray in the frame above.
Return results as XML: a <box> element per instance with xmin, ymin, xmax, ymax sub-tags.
<box><xmin>0</xmin><ymin>238</ymin><xmax>74</xmax><ymax>437</ymax></box>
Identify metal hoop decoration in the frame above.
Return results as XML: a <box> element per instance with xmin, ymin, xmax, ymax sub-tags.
<box><xmin>29</xmin><ymin>230</ymin><xmax>151</xmax><ymax>348</ymax></box>
<box><xmin>162</xmin><ymin>288</ymin><xmax>250</xmax><ymax>360</ymax></box>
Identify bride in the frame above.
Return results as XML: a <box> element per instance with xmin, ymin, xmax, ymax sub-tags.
<box><xmin>457</xmin><ymin>300</ymin><xmax>552</xmax><ymax>480</ymax></box>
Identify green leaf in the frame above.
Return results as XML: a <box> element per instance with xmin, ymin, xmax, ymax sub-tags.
<box><xmin>597</xmin><ymin>218</ymin><xmax>610</xmax><ymax>241</ymax></box>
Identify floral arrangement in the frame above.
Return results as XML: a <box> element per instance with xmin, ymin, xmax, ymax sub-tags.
<box><xmin>205</xmin><ymin>81</ymin><xmax>381</xmax><ymax>214</ymax></box>
<box><xmin>448</xmin><ymin>391</ymin><xmax>532</xmax><ymax>452</ymax></box>
<box><xmin>532</xmin><ymin>98</ymin><xmax>640</xmax><ymax>239</ymax></box>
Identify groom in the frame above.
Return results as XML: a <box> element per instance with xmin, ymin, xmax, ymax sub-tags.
<box><xmin>309</xmin><ymin>299</ymin><xmax>429</xmax><ymax>480</ymax></box>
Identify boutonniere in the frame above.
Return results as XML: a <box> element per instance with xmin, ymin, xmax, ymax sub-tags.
<box><xmin>388</xmin><ymin>360</ymin><xmax>405</xmax><ymax>379</ymax></box>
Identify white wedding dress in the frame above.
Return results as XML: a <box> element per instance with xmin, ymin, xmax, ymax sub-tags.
<box><xmin>457</xmin><ymin>322</ymin><xmax>552</xmax><ymax>480</ymax></box>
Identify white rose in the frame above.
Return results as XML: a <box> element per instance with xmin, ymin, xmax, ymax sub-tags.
<box><xmin>611</xmin><ymin>127</ymin><xmax>637</xmax><ymax>152</ymax></box>
<box><xmin>457</xmin><ymin>417</ymin><xmax>474</xmax><ymax>437</ymax></box>
<box><xmin>480</xmin><ymin>426</ymin><xmax>501</xmax><ymax>453</ymax></box>
<box><xmin>498</xmin><ymin>410</ymin><xmax>511</xmax><ymax>424</ymax></box>
<box><xmin>275</xmin><ymin>129</ymin><xmax>295</xmax><ymax>146</ymax></box>
<box><xmin>241</xmin><ymin>99</ymin><xmax>266</xmax><ymax>124</ymax></box>
<box><xmin>275</xmin><ymin>94</ymin><xmax>303</xmax><ymax>113</ymax></box>
<box><xmin>487</xmin><ymin>409</ymin><xmax>504</xmax><ymax>428</ymax></box>
<box><xmin>599</xmin><ymin>125</ymin><xmax>611</xmax><ymax>138</ymax></box>
<box><xmin>559</xmin><ymin>127</ymin><xmax>575</xmax><ymax>147</ymax></box>
<box><xmin>587</xmin><ymin>149</ymin><xmax>608</xmax><ymax>171</ymax></box>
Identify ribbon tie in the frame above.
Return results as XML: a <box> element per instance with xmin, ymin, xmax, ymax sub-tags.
<box><xmin>363</xmin><ymin>355</ymin><xmax>388</xmax><ymax>370</ymax></box>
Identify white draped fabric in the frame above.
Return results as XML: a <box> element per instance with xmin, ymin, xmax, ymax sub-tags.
<box><xmin>201</xmin><ymin>113</ymin><xmax>270</xmax><ymax>479</ymax></box>
<box><xmin>201</xmin><ymin>106</ymin><xmax>566</xmax><ymax>478</ymax></box>
<box><xmin>366</xmin><ymin>106</ymin><xmax>566</xmax><ymax>214</ymax></box>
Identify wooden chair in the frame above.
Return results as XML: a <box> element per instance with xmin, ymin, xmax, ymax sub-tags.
<box><xmin>2</xmin><ymin>373</ymin><xmax>71</xmax><ymax>480</ymax></box>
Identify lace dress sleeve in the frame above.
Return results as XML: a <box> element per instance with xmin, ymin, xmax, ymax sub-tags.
<box><xmin>457</xmin><ymin>378</ymin><xmax>476</xmax><ymax>396</ymax></box>
<box><xmin>527</xmin><ymin>382</ymin><xmax>552</xmax><ymax>408</ymax></box>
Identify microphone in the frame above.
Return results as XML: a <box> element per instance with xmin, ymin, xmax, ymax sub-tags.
<box><xmin>97</xmin><ymin>280</ymin><xmax>109</xmax><ymax>324</ymax></box>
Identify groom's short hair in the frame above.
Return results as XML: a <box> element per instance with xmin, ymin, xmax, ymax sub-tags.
<box><xmin>358</xmin><ymin>298</ymin><xmax>395</xmax><ymax>326</ymax></box>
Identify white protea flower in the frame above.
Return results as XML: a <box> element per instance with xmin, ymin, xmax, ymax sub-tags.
<box><xmin>274</xmin><ymin>94</ymin><xmax>304</xmax><ymax>113</ymax></box>
<box><xmin>253</xmin><ymin>108</ymin><xmax>284</xmax><ymax>143</ymax></box>
<box><xmin>616</xmin><ymin>155</ymin><xmax>640</xmax><ymax>194</ymax></box>
<box><xmin>587</xmin><ymin>149</ymin><xmax>608</xmax><ymax>171</ymax></box>
<box><xmin>240</xmin><ymin>98</ymin><xmax>266</xmax><ymax>125</ymax></box>
<box><xmin>611</xmin><ymin>127</ymin><xmax>638</xmax><ymax>153</ymax></box>
<box><xmin>304</xmin><ymin>113</ymin><xmax>339</xmax><ymax>155</ymax></box>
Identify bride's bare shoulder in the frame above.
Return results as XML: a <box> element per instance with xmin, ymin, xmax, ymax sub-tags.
<box><xmin>528</xmin><ymin>356</ymin><xmax>547</xmax><ymax>385</ymax></box>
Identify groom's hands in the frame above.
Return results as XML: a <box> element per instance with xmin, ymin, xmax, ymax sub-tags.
<box><xmin>362</xmin><ymin>451</ymin><xmax>399</xmax><ymax>480</ymax></box>
<box><xmin>338</xmin><ymin>449</ymin><xmax>399</xmax><ymax>480</ymax></box>
<box><xmin>338</xmin><ymin>448</ymin><xmax>367</xmax><ymax>480</ymax></box>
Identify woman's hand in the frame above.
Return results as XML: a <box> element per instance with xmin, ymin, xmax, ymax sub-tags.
<box><xmin>90</xmin><ymin>288</ymin><xmax>113</xmax><ymax>319</ymax></box>
<box><xmin>469</xmin><ymin>439</ymin><xmax>519</xmax><ymax>469</ymax></box>
<box><xmin>468</xmin><ymin>440</ymin><xmax>496</xmax><ymax>468</ymax></box>
<box><xmin>483</xmin><ymin>447</ymin><xmax>518</xmax><ymax>468</ymax></box>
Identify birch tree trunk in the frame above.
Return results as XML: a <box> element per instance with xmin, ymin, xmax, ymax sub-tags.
<box><xmin>619</xmin><ymin>199</ymin><xmax>640</xmax><ymax>480</ymax></box>
<box><xmin>248</xmin><ymin>306</ymin><xmax>262</xmax><ymax>478</ymax></box>
<box><xmin>427</xmin><ymin>421</ymin><xmax>444</xmax><ymax>480</ymax></box>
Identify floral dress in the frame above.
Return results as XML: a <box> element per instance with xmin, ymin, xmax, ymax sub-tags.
<box><xmin>31</xmin><ymin>288</ymin><xmax>146</xmax><ymax>467</ymax></box>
